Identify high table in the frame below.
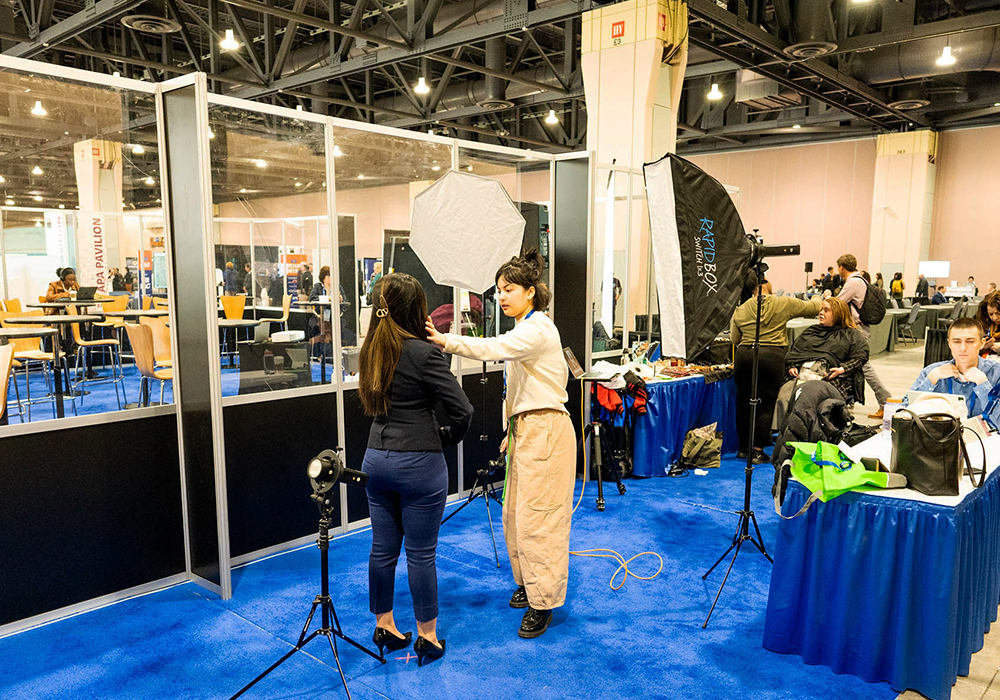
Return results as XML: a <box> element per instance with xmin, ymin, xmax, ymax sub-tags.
<box><xmin>631</xmin><ymin>375</ymin><xmax>738</xmax><ymax>477</ymax></box>
<box><xmin>764</xmin><ymin>432</ymin><xmax>1000</xmax><ymax>700</ymax></box>
<box><xmin>0</xmin><ymin>327</ymin><xmax>58</xmax><ymax>425</ymax></box>
<box><xmin>219</xmin><ymin>318</ymin><xmax>261</xmax><ymax>367</ymax></box>
<box><xmin>3</xmin><ymin>315</ymin><xmax>101</xmax><ymax>418</ymax></box>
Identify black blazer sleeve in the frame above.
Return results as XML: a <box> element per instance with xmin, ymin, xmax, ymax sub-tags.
<box><xmin>421</xmin><ymin>347</ymin><xmax>474</xmax><ymax>446</ymax></box>
<box><xmin>308</xmin><ymin>283</ymin><xmax>324</xmax><ymax>302</ymax></box>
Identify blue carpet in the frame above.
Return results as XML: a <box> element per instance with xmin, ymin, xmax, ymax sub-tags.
<box><xmin>0</xmin><ymin>458</ymin><xmax>899</xmax><ymax>699</ymax></box>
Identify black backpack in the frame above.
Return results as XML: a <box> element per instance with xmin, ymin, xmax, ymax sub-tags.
<box><xmin>852</xmin><ymin>276</ymin><xmax>887</xmax><ymax>326</ymax></box>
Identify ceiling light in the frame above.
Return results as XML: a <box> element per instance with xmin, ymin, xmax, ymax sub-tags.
<box><xmin>113</xmin><ymin>71</ymin><xmax>121</xmax><ymax>77</ymax></box>
<box><xmin>545</xmin><ymin>109</ymin><xmax>560</xmax><ymax>125</ymax></box>
<box><xmin>332</xmin><ymin>145</ymin><xmax>343</xmax><ymax>157</ymax></box>
<box><xmin>427</xmin><ymin>129</ymin><xmax>435</xmax><ymax>135</ymax></box>
<box><xmin>357</xmin><ymin>174</ymin><xmax>364</xmax><ymax>180</ymax></box>
<box><xmin>467</xmin><ymin>165</ymin><xmax>473</xmax><ymax>172</ymax></box>
<box><xmin>132</xmin><ymin>144</ymin><xmax>145</xmax><ymax>155</ymax></box>
<box><xmin>59</xmin><ymin>204</ymin><xmax>65</xmax><ymax>209</ymax></box>
<box><xmin>34</xmin><ymin>220</ymin><xmax>41</xmax><ymax>227</ymax></box>
<box><xmin>31</xmin><ymin>100</ymin><xmax>47</xmax><ymax>117</ymax></box>
<box><xmin>295</xmin><ymin>181</ymin><xmax>302</xmax><ymax>187</ymax></box>
<box><xmin>296</xmin><ymin>105</ymin><xmax>303</xmax><ymax>111</ymax></box>
<box><xmin>414</xmin><ymin>76</ymin><xmax>430</xmax><ymax>95</ymax></box>
<box><xmin>32</xmin><ymin>166</ymin><xmax>42</xmax><ymax>175</ymax></box>
<box><xmin>707</xmin><ymin>83</ymin><xmax>723</xmax><ymax>100</ymax></box>
<box><xmin>255</xmin><ymin>159</ymin><xmax>267</xmax><ymax>169</ymax></box>
<box><xmin>220</xmin><ymin>28</ymin><xmax>240</xmax><ymax>51</ymax></box>
<box><xmin>0</xmin><ymin>175</ymin><xmax>5</xmax><ymax>183</ymax></box>
<box><xmin>937</xmin><ymin>44</ymin><xmax>956</xmax><ymax>66</ymax></box>
<box><xmin>33</xmin><ymin>195</ymin><xmax>42</xmax><ymax>201</ymax></box>
<box><xmin>239</xmin><ymin>187</ymin><xmax>247</xmax><ymax>193</ymax></box>
<box><xmin>208</xmin><ymin>128</ymin><xmax>216</xmax><ymax>139</ymax></box>
<box><xmin>994</xmin><ymin>102</ymin><xmax>1000</xmax><ymax>107</ymax></box>
<box><xmin>431</xmin><ymin>165</ymin><xmax>440</xmax><ymax>171</ymax></box>
<box><xmin>4</xmin><ymin>199</ymin><xmax>12</xmax><ymax>205</ymax></box>
<box><xmin>145</xmin><ymin>176</ymin><xmax>155</xmax><ymax>185</ymax></box>
<box><xmin>792</xmin><ymin>124</ymin><xmax>802</xmax><ymax>129</ymax></box>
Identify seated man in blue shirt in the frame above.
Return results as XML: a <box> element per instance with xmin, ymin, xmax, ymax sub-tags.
<box><xmin>931</xmin><ymin>285</ymin><xmax>948</xmax><ymax>305</ymax></box>
<box><xmin>911</xmin><ymin>317</ymin><xmax>1000</xmax><ymax>428</ymax></box>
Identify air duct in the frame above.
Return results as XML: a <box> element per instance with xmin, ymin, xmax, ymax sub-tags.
<box><xmin>887</xmin><ymin>84</ymin><xmax>930</xmax><ymax>111</ymax></box>
<box><xmin>850</xmin><ymin>28</ymin><xmax>1000</xmax><ymax>84</ymax></box>
<box><xmin>478</xmin><ymin>37</ymin><xmax>514</xmax><ymax>109</ymax></box>
<box><xmin>121</xmin><ymin>0</ymin><xmax>181</xmax><ymax>34</ymax></box>
<box><xmin>785</xmin><ymin>0</ymin><xmax>837</xmax><ymax>58</ymax></box>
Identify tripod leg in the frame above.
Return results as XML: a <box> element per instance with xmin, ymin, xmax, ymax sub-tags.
<box><xmin>229</xmin><ymin>630</ymin><xmax>321</xmax><ymax>700</ymax></box>
<box><xmin>601</xmin><ymin>430</ymin><xmax>627</xmax><ymax>495</ymax></box>
<box><xmin>325</xmin><ymin>632</ymin><xmax>353</xmax><ymax>700</ymax></box>
<box><xmin>324</xmin><ymin>598</ymin><xmax>384</xmax><ymax>663</ymax></box>
<box><xmin>702</xmin><ymin>538</ymin><xmax>745</xmax><ymax>629</ymax></box>
<box><xmin>482</xmin><ymin>479</ymin><xmax>501</xmax><ymax>568</ymax></box>
<box><xmin>703</xmin><ymin>516</ymin><xmax>744</xmax><ymax>579</ymax></box>
<box><xmin>441</xmin><ymin>476</ymin><xmax>482</xmax><ymax>524</ymax></box>
<box><xmin>748</xmin><ymin>511</ymin><xmax>773</xmax><ymax>562</ymax></box>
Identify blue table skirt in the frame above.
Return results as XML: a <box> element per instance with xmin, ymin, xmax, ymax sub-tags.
<box><xmin>763</xmin><ymin>466</ymin><xmax>1000</xmax><ymax>700</ymax></box>
<box><xmin>632</xmin><ymin>376</ymin><xmax>738</xmax><ymax>477</ymax></box>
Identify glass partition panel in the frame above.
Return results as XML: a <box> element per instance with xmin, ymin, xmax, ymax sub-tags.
<box><xmin>331</xmin><ymin>126</ymin><xmax>452</xmax><ymax>383</ymax></box>
<box><xmin>455</xmin><ymin>148</ymin><xmax>552</xmax><ymax>342</ymax></box>
<box><xmin>591</xmin><ymin>167</ymin><xmax>628</xmax><ymax>356</ymax></box>
<box><xmin>627</xmin><ymin>170</ymin><xmax>651</xmax><ymax>353</ymax></box>
<box><xmin>0</xmin><ymin>69</ymin><xmax>165</xmax><ymax>424</ymax></box>
<box><xmin>208</xmin><ymin>103</ymin><xmax>330</xmax><ymax>396</ymax></box>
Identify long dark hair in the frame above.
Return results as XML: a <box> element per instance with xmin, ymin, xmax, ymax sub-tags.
<box><xmin>495</xmin><ymin>247</ymin><xmax>550</xmax><ymax>310</ymax></box>
<box><xmin>358</xmin><ymin>273</ymin><xmax>429</xmax><ymax>416</ymax></box>
<box><xmin>978</xmin><ymin>291</ymin><xmax>1000</xmax><ymax>331</ymax></box>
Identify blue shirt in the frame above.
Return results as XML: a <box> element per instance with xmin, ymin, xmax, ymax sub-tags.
<box><xmin>910</xmin><ymin>357</ymin><xmax>1000</xmax><ymax>429</ymax></box>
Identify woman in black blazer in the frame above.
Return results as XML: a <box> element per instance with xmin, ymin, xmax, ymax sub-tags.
<box><xmin>359</xmin><ymin>273</ymin><xmax>473</xmax><ymax>666</ymax></box>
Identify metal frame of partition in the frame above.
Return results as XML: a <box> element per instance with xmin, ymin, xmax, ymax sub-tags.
<box><xmin>0</xmin><ymin>56</ymin><xmax>575</xmax><ymax>636</ymax></box>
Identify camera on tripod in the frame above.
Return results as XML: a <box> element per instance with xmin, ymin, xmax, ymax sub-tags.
<box><xmin>487</xmin><ymin>454</ymin><xmax>506</xmax><ymax>474</ymax></box>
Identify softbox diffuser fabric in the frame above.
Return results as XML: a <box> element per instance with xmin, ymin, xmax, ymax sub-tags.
<box><xmin>410</xmin><ymin>170</ymin><xmax>526</xmax><ymax>294</ymax></box>
<box><xmin>644</xmin><ymin>153</ymin><xmax>752</xmax><ymax>360</ymax></box>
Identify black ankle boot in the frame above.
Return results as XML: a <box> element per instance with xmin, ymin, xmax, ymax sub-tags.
<box><xmin>373</xmin><ymin>627</ymin><xmax>411</xmax><ymax>656</ymax></box>
<box><xmin>413</xmin><ymin>636</ymin><xmax>446</xmax><ymax>667</ymax></box>
<box><xmin>518</xmin><ymin>607</ymin><xmax>552</xmax><ymax>639</ymax></box>
<box><xmin>509</xmin><ymin>586</ymin><xmax>528</xmax><ymax>609</ymax></box>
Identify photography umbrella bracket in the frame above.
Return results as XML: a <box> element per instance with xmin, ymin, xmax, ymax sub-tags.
<box><xmin>230</xmin><ymin>453</ymin><xmax>383</xmax><ymax>700</ymax></box>
<box><xmin>440</xmin><ymin>360</ymin><xmax>503</xmax><ymax>569</ymax></box>
<box><xmin>701</xmin><ymin>234</ymin><xmax>796</xmax><ymax>629</ymax></box>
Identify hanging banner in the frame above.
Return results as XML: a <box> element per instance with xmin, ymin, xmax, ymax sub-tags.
<box><xmin>644</xmin><ymin>153</ymin><xmax>752</xmax><ymax>360</ymax></box>
<box><xmin>74</xmin><ymin>139</ymin><xmax>123</xmax><ymax>294</ymax></box>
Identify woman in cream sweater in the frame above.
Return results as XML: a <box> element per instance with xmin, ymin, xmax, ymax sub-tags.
<box><xmin>426</xmin><ymin>248</ymin><xmax>572</xmax><ymax>640</ymax></box>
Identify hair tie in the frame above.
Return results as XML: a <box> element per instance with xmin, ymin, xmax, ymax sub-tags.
<box><xmin>376</xmin><ymin>308</ymin><xmax>388</xmax><ymax>318</ymax></box>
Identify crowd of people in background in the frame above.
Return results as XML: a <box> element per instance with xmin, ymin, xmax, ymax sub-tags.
<box><xmin>733</xmin><ymin>254</ymin><xmax>1000</xmax><ymax>465</ymax></box>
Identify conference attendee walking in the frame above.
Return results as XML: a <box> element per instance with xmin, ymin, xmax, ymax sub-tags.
<box><xmin>890</xmin><ymin>272</ymin><xmax>905</xmax><ymax>300</ymax></box>
<box><xmin>427</xmin><ymin>248</ymin><xmax>573</xmax><ymax>640</ymax></box>
<box><xmin>730</xmin><ymin>270</ymin><xmax>822</xmax><ymax>463</ymax></box>
<box><xmin>915</xmin><ymin>274</ymin><xmax>929</xmax><ymax>299</ymax></box>
<box><xmin>837</xmin><ymin>254</ymin><xmax>893</xmax><ymax>418</ymax></box>
<box><xmin>359</xmin><ymin>273</ymin><xmax>473</xmax><ymax>667</ymax></box>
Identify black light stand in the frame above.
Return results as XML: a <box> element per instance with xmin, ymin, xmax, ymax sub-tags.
<box><xmin>230</xmin><ymin>456</ymin><xmax>383</xmax><ymax>700</ymax></box>
<box><xmin>701</xmin><ymin>245</ymin><xmax>789</xmax><ymax>628</ymax></box>
<box><xmin>441</xmin><ymin>359</ymin><xmax>502</xmax><ymax>568</ymax></box>
<box><xmin>586</xmin><ymin>420</ymin><xmax>626</xmax><ymax>511</ymax></box>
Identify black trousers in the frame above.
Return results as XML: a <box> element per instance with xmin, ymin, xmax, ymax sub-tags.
<box><xmin>734</xmin><ymin>344</ymin><xmax>787</xmax><ymax>452</ymax></box>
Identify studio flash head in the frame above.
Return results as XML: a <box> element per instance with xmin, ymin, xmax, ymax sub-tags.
<box><xmin>308</xmin><ymin>449</ymin><xmax>369</xmax><ymax>496</ymax></box>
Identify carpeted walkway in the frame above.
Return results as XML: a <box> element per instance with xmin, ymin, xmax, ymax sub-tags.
<box><xmin>0</xmin><ymin>456</ymin><xmax>897</xmax><ymax>700</ymax></box>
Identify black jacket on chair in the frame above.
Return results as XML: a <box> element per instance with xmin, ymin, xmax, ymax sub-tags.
<box><xmin>367</xmin><ymin>338</ymin><xmax>474</xmax><ymax>452</ymax></box>
<box><xmin>783</xmin><ymin>324</ymin><xmax>869</xmax><ymax>404</ymax></box>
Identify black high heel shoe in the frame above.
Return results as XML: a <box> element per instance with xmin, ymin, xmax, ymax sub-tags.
<box><xmin>373</xmin><ymin>627</ymin><xmax>412</xmax><ymax>657</ymax></box>
<box><xmin>413</xmin><ymin>636</ymin><xmax>446</xmax><ymax>667</ymax></box>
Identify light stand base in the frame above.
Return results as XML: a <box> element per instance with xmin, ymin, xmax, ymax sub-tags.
<box><xmin>441</xmin><ymin>466</ymin><xmax>502</xmax><ymax>568</ymax></box>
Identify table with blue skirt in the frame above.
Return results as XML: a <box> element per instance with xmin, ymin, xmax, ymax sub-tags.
<box><xmin>763</xmin><ymin>434</ymin><xmax>1000</xmax><ymax>700</ymax></box>
<box><xmin>631</xmin><ymin>375</ymin><xmax>738</xmax><ymax>477</ymax></box>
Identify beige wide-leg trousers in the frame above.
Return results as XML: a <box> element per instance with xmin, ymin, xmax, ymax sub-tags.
<box><xmin>503</xmin><ymin>409</ymin><xmax>576</xmax><ymax>610</ymax></box>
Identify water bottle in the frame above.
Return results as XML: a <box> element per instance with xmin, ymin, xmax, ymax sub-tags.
<box><xmin>883</xmin><ymin>398</ymin><xmax>903</xmax><ymax>434</ymax></box>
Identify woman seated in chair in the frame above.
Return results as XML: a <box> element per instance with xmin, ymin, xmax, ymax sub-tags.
<box><xmin>783</xmin><ymin>297</ymin><xmax>870</xmax><ymax>404</ymax></box>
<box><xmin>977</xmin><ymin>291</ymin><xmax>1000</xmax><ymax>357</ymax></box>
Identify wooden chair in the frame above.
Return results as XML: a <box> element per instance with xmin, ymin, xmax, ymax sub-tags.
<box><xmin>1</xmin><ymin>343</ymin><xmax>16</xmax><ymax>423</ymax></box>
<box><xmin>266</xmin><ymin>294</ymin><xmax>292</xmax><ymax>333</ymax></box>
<box><xmin>152</xmin><ymin>297</ymin><xmax>169</xmax><ymax>311</ymax></box>
<box><xmin>0</xmin><ymin>309</ymin><xmax>73</xmax><ymax>420</ymax></box>
<box><xmin>68</xmin><ymin>305</ymin><xmax>127</xmax><ymax>409</ymax></box>
<box><xmin>93</xmin><ymin>295</ymin><xmax>129</xmax><ymax>337</ymax></box>
<box><xmin>124</xmin><ymin>322</ymin><xmax>173</xmax><ymax>406</ymax></box>
<box><xmin>2</xmin><ymin>298</ymin><xmax>21</xmax><ymax>313</ymax></box>
<box><xmin>142</xmin><ymin>296</ymin><xmax>153</xmax><ymax>311</ymax></box>
<box><xmin>139</xmin><ymin>316</ymin><xmax>173</xmax><ymax>368</ymax></box>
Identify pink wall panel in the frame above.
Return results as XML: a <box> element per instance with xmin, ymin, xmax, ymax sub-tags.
<box><xmin>693</xmin><ymin>139</ymin><xmax>877</xmax><ymax>293</ymax></box>
<box><xmin>931</xmin><ymin>127</ymin><xmax>1000</xmax><ymax>287</ymax></box>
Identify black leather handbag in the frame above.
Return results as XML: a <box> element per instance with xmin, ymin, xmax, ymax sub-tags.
<box><xmin>890</xmin><ymin>409</ymin><xmax>986</xmax><ymax>496</ymax></box>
